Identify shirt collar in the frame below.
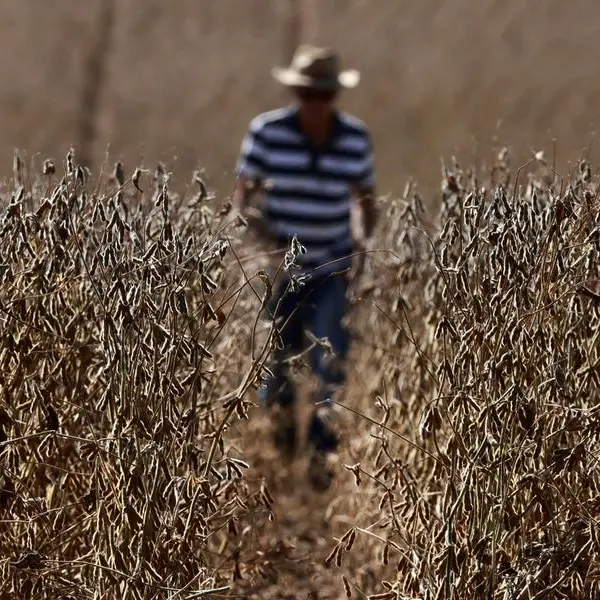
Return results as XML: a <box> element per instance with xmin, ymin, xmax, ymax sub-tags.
<box><xmin>289</xmin><ymin>105</ymin><xmax>343</xmax><ymax>146</ymax></box>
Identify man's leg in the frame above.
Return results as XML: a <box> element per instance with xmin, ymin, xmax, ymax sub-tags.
<box><xmin>309</xmin><ymin>273</ymin><xmax>351</xmax><ymax>405</ymax></box>
<box><xmin>258</xmin><ymin>279</ymin><xmax>307</xmax><ymax>458</ymax></box>
<box><xmin>305</xmin><ymin>273</ymin><xmax>351</xmax><ymax>489</ymax></box>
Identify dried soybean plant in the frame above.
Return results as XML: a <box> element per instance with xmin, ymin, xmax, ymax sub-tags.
<box><xmin>0</xmin><ymin>149</ymin><xmax>276</xmax><ymax>599</ymax></box>
<box><xmin>339</xmin><ymin>149</ymin><xmax>600</xmax><ymax>599</ymax></box>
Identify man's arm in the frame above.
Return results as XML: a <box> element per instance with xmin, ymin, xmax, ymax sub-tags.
<box><xmin>346</xmin><ymin>131</ymin><xmax>378</xmax><ymax>297</ymax></box>
<box><xmin>351</xmin><ymin>130</ymin><xmax>378</xmax><ymax>247</ymax></box>
<box><xmin>232</xmin><ymin>116</ymin><xmax>277</xmax><ymax>245</ymax></box>
<box><xmin>232</xmin><ymin>174</ymin><xmax>258</xmax><ymax>215</ymax></box>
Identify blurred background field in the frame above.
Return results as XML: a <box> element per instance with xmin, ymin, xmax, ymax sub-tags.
<box><xmin>2</xmin><ymin>0</ymin><xmax>600</xmax><ymax>199</ymax></box>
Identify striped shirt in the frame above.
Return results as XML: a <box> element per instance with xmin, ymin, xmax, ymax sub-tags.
<box><xmin>235</xmin><ymin>105</ymin><xmax>375</xmax><ymax>278</ymax></box>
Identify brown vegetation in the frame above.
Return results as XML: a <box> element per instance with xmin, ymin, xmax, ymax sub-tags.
<box><xmin>2</xmin><ymin>2</ymin><xmax>600</xmax><ymax>598</ymax></box>
<box><xmin>0</xmin><ymin>142</ymin><xmax>599</xmax><ymax>598</ymax></box>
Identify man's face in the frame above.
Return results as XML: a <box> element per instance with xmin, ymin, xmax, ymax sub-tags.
<box><xmin>294</xmin><ymin>86</ymin><xmax>338</xmax><ymax>120</ymax></box>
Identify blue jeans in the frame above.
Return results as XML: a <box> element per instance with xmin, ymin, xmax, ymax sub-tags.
<box><xmin>259</xmin><ymin>271</ymin><xmax>350</xmax><ymax>409</ymax></box>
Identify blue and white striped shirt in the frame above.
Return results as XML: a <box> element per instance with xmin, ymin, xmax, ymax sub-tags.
<box><xmin>235</xmin><ymin>105</ymin><xmax>375</xmax><ymax>278</ymax></box>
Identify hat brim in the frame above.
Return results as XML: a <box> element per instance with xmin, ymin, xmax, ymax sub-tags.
<box><xmin>271</xmin><ymin>66</ymin><xmax>360</xmax><ymax>90</ymax></box>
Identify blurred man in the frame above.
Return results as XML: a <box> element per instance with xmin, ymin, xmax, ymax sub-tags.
<box><xmin>233</xmin><ymin>44</ymin><xmax>377</xmax><ymax>491</ymax></box>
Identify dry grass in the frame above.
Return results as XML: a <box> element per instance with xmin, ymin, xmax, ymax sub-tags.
<box><xmin>330</xmin><ymin>147</ymin><xmax>600</xmax><ymax>599</ymax></box>
<box><xmin>0</xmin><ymin>144</ymin><xmax>599</xmax><ymax>599</ymax></box>
<box><xmin>0</xmin><ymin>151</ymin><xmax>276</xmax><ymax>598</ymax></box>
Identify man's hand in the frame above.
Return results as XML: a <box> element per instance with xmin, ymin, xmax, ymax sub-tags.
<box><xmin>352</xmin><ymin>186</ymin><xmax>378</xmax><ymax>241</ymax></box>
<box><xmin>232</xmin><ymin>176</ymin><xmax>285</xmax><ymax>287</ymax></box>
<box><xmin>232</xmin><ymin>176</ymin><xmax>273</xmax><ymax>243</ymax></box>
<box><xmin>347</xmin><ymin>186</ymin><xmax>378</xmax><ymax>302</ymax></box>
<box><xmin>242</xmin><ymin>206</ymin><xmax>274</xmax><ymax>242</ymax></box>
<box><xmin>346</xmin><ymin>237</ymin><xmax>367</xmax><ymax>303</ymax></box>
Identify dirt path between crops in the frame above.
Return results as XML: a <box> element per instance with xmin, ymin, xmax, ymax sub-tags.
<box><xmin>225</xmin><ymin>369</ymin><xmax>381</xmax><ymax>600</ymax></box>
<box><xmin>233</xmin><ymin>404</ymin><xmax>345</xmax><ymax>600</ymax></box>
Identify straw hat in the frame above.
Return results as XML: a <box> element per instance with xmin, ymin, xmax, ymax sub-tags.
<box><xmin>271</xmin><ymin>44</ymin><xmax>360</xmax><ymax>91</ymax></box>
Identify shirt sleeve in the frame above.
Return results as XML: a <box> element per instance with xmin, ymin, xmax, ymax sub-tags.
<box><xmin>235</xmin><ymin>116</ymin><xmax>268</xmax><ymax>181</ymax></box>
<box><xmin>355</xmin><ymin>132</ymin><xmax>376</xmax><ymax>192</ymax></box>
